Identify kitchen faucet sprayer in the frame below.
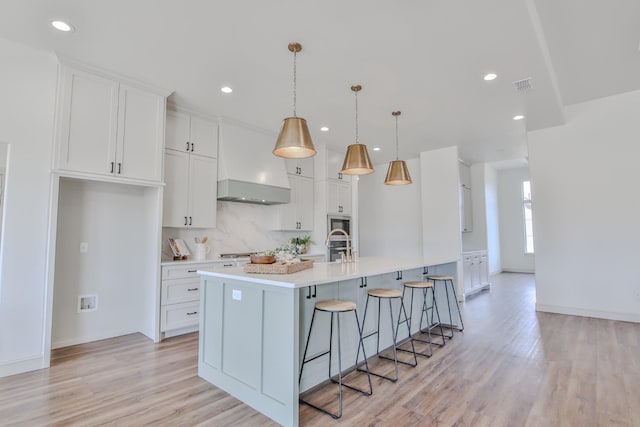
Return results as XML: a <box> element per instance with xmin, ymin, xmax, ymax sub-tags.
<box><xmin>325</xmin><ymin>229</ymin><xmax>352</xmax><ymax>263</ymax></box>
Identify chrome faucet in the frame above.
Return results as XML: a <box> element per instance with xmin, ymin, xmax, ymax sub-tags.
<box><xmin>326</xmin><ymin>229</ymin><xmax>351</xmax><ymax>262</ymax></box>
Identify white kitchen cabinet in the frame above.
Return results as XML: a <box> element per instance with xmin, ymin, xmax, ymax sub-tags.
<box><xmin>275</xmin><ymin>174</ymin><xmax>314</xmax><ymax>230</ymax></box>
<box><xmin>163</xmin><ymin>150</ymin><xmax>218</xmax><ymax>228</ymax></box>
<box><xmin>166</xmin><ymin>110</ymin><xmax>218</xmax><ymax>158</ymax></box>
<box><xmin>285</xmin><ymin>156</ymin><xmax>314</xmax><ymax>178</ymax></box>
<box><xmin>459</xmin><ymin>161</ymin><xmax>471</xmax><ymax>189</ymax></box>
<box><xmin>326</xmin><ymin>148</ymin><xmax>351</xmax><ymax>182</ymax></box>
<box><xmin>462</xmin><ymin>250</ymin><xmax>490</xmax><ymax>297</ymax></box>
<box><xmin>460</xmin><ymin>186</ymin><xmax>473</xmax><ymax>233</ymax></box>
<box><xmin>160</xmin><ymin>261</ymin><xmax>240</xmax><ymax>338</ymax></box>
<box><xmin>55</xmin><ymin>65</ymin><xmax>166</xmax><ymax>183</ymax></box>
<box><xmin>327</xmin><ymin>180</ymin><xmax>351</xmax><ymax>215</ymax></box>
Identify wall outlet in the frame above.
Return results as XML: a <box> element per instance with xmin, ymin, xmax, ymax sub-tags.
<box><xmin>78</xmin><ymin>294</ymin><xmax>98</xmax><ymax>312</ymax></box>
<box><xmin>79</xmin><ymin>242</ymin><xmax>88</xmax><ymax>253</ymax></box>
<box><xmin>232</xmin><ymin>289</ymin><xmax>242</xmax><ymax>301</ymax></box>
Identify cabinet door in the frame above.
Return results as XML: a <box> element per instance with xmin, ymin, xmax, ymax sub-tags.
<box><xmin>188</xmin><ymin>154</ymin><xmax>218</xmax><ymax>228</ymax></box>
<box><xmin>277</xmin><ymin>175</ymin><xmax>298</xmax><ymax>230</ymax></box>
<box><xmin>285</xmin><ymin>157</ymin><xmax>314</xmax><ymax>178</ymax></box>
<box><xmin>297</xmin><ymin>176</ymin><xmax>314</xmax><ymax>230</ymax></box>
<box><xmin>338</xmin><ymin>182</ymin><xmax>352</xmax><ymax>216</ymax></box>
<box><xmin>470</xmin><ymin>255</ymin><xmax>481</xmax><ymax>289</ymax></box>
<box><xmin>116</xmin><ymin>84</ymin><xmax>165</xmax><ymax>181</ymax></box>
<box><xmin>460</xmin><ymin>186</ymin><xmax>473</xmax><ymax>232</ymax></box>
<box><xmin>57</xmin><ymin>68</ymin><xmax>119</xmax><ymax>175</ymax></box>
<box><xmin>163</xmin><ymin>150</ymin><xmax>190</xmax><ymax>227</ymax></box>
<box><xmin>463</xmin><ymin>256</ymin><xmax>473</xmax><ymax>292</ymax></box>
<box><xmin>165</xmin><ymin>110</ymin><xmax>191</xmax><ymax>152</ymax></box>
<box><xmin>190</xmin><ymin>116</ymin><xmax>218</xmax><ymax>158</ymax></box>
<box><xmin>327</xmin><ymin>148</ymin><xmax>351</xmax><ymax>182</ymax></box>
<box><xmin>479</xmin><ymin>254</ymin><xmax>489</xmax><ymax>285</ymax></box>
<box><xmin>327</xmin><ymin>180</ymin><xmax>339</xmax><ymax>214</ymax></box>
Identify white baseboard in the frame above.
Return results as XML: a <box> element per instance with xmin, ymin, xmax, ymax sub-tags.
<box><xmin>536</xmin><ymin>303</ymin><xmax>640</xmax><ymax>323</ymax></box>
<box><xmin>502</xmin><ymin>268</ymin><xmax>535</xmax><ymax>274</ymax></box>
<box><xmin>52</xmin><ymin>327</ymin><xmax>140</xmax><ymax>349</ymax></box>
<box><xmin>162</xmin><ymin>325</ymin><xmax>198</xmax><ymax>340</ymax></box>
<box><xmin>0</xmin><ymin>355</ymin><xmax>44</xmax><ymax>378</ymax></box>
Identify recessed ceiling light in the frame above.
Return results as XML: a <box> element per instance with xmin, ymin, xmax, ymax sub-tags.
<box><xmin>483</xmin><ymin>73</ymin><xmax>497</xmax><ymax>81</ymax></box>
<box><xmin>513</xmin><ymin>115</ymin><xmax>525</xmax><ymax>121</ymax></box>
<box><xmin>320</xmin><ymin>126</ymin><xmax>329</xmax><ymax>132</ymax></box>
<box><xmin>220</xmin><ymin>86</ymin><xmax>233</xmax><ymax>94</ymax></box>
<box><xmin>373</xmin><ymin>147</ymin><xmax>381</xmax><ymax>151</ymax></box>
<box><xmin>51</xmin><ymin>20</ymin><xmax>74</xmax><ymax>32</ymax></box>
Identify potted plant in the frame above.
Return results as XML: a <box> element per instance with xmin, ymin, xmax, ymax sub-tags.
<box><xmin>290</xmin><ymin>235</ymin><xmax>314</xmax><ymax>254</ymax></box>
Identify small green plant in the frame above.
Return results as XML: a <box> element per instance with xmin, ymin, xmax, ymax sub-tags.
<box><xmin>290</xmin><ymin>235</ymin><xmax>314</xmax><ymax>245</ymax></box>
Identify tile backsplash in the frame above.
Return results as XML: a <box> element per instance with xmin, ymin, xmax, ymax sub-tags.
<box><xmin>162</xmin><ymin>201</ymin><xmax>316</xmax><ymax>260</ymax></box>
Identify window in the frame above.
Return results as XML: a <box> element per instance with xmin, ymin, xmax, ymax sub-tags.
<box><xmin>523</xmin><ymin>180</ymin><xmax>534</xmax><ymax>253</ymax></box>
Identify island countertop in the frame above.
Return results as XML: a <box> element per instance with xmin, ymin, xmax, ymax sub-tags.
<box><xmin>197</xmin><ymin>255</ymin><xmax>458</xmax><ymax>288</ymax></box>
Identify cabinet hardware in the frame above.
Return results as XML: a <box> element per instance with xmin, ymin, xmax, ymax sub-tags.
<box><xmin>396</xmin><ymin>271</ymin><xmax>403</xmax><ymax>280</ymax></box>
<box><xmin>338</xmin><ymin>172</ymin><xmax>342</xmax><ymax>180</ymax></box>
<box><xmin>184</xmin><ymin>216</ymin><xmax>188</xmax><ymax>226</ymax></box>
<box><xmin>189</xmin><ymin>216</ymin><xmax>192</xmax><ymax>226</ymax></box>
<box><xmin>186</xmin><ymin>141</ymin><xmax>190</xmax><ymax>151</ymax></box>
<box><xmin>110</xmin><ymin>162</ymin><xmax>115</xmax><ymax>173</ymax></box>
<box><xmin>312</xmin><ymin>285</ymin><xmax>316</xmax><ymax>298</ymax></box>
<box><xmin>423</xmin><ymin>266</ymin><xmax>429</xmax><ymax>275</ymax></box>
<box><xmin>191</xmin><ymin>143</ymin><xmax>195</xmax><ymax>152</ymax></box>
<box><xmin>359</xmin><ymin>277</ymin><xmax>368</xmax><ymax>288</ymax></box>
<box><xmin>186</xmin><ymin>311</ymin><xmax>197</xmax><ymax>316</ymax></box>
<box><xmin>306</xmin><ymin>287</ymin><xmax>312</xmax><ymax>299</ymax></box>
<box><xmin>223</xmin><ymin>263</ymin><xmax>233</xmax><ymax>267</ymax></box>
<box><xmin>187</xmin><ymin>270</ymin><xmax>197</xmax><ymax>273</ymax></box>
<box><xmin>187</xmin><ymin>287</ymin><xmax>198</xmax><ymax>291</ymax></box>
<box><xmin>117</xmin><ymin>162</ymin><xmax>122</xmax><ymax>174</ymax></box>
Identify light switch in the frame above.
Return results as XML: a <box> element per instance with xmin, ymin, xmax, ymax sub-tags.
<box><xmin>232</xmin><ymin>289</ymin><xmax>242</xmax><ymax>301</ymax></box>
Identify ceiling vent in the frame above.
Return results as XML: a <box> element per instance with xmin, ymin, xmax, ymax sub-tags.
<box><xmin>513</xmin><ymin>77</ymin><xmax>532</xmax><ymax>92</ymax></box>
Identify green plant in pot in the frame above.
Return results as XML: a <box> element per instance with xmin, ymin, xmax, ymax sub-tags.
<box><xmin>290</xmin><ymin>235</ymin><xmax>314</xmax><ymax>254</ymax></box>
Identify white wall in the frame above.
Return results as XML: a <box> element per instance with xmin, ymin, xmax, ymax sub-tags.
<box><xmin>498</xmin><ymin>167</ymin><xmax>534</xmax><ymax>273</ymax></box>
<box><xmin>358</xmin><ymin>158</ymin><xmax>422</xmax><ymax>257</ymax></box>
<box><xmin>420</xmin><ymin>147</ymin><xmax>462</xmax><ymax>264</ymax></box>
<box><xmin>528</xmin><ymin>89</ymin><xmax>640</xmax><ymax>322</ymax></box>
<box><xmin>484</xmin><ymin>165</ymin><xmax>501</xmax><ymax>274</ymax></box>
<box><xmin>0</xmin><ymin>38</ymin><xmax>58</xmax><ymax>376</ymax></box>
<box><xmin>52</xmin><ymin>179</ymin><xmax>159</xmax><ymax>348</ymax></box>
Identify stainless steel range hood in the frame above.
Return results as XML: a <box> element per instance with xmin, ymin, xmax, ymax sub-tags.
<box><xmin>217</xmin><ymin>120</ymin><xmax>291</xmax><ymax>205</ymax></box>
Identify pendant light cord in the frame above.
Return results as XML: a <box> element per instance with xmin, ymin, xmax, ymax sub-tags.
<box><xmin>395</xmin><ymin>114</ymin><xmax>399</xmax><ymax>160</ymax></box>
<box><xmin>293</xmin><ymin>50</ymin><xmax>297</xmax><ymax>117</ymax></box>
<box><xmin>355</xmin><ymin>90</ymin><xmax>359</xmax><ymax>144</ymax></box>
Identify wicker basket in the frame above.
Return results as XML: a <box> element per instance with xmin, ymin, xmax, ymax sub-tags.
<box><xmin>244</xmin><ymin>259</ymin><xmax>314</xmax><ymax>274</ymax></box>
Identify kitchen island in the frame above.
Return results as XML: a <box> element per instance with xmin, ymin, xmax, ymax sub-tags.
<box><xmin>197</xmin><ymin>256</ymin><xmax>458</xmax><ymax>427</ymax></box>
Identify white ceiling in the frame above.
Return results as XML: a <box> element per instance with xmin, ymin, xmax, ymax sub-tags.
<box><xmin>1</xmin><ymin>0</ymin><xmax>639</xmax><ymax>166</ymax></box>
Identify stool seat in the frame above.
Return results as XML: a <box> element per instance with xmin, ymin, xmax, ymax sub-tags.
<box><xmin>404</xmin><ymin>281</ymin><xmax>433</xmax><ymax>289</ymax></box>
<box><xmin>315</xmin><ymin>299</ymin><xmax>356</xmax><ymax>312</ymax></box>
<box><xmin>367</xmin><ymin>288</ymin><xmax>402</xmax><ymax>298</ymax></box>
<box><xmin>426</xmin><ymin>275</ymin><xmax>453</xmax><ymax>281</ymax></box>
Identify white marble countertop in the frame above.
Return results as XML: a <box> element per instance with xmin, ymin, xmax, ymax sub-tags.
<box><xmin>161</xmin><ymin>252</ymin><xmax>326</xmax><ymax>266</ymax></box>
<box><xmin>198</xmin><ymin>256</ymin><xmax>458</xmax><ymax>289</ymax></box>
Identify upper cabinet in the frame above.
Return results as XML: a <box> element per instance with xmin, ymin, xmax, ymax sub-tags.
<box><xmin>459</xmin><ymin>161</ymin><xmax>472</xmax><ymax>232</ymax></box>
<box><xmin>327</xmin><ymin>180</ymin><xmax>351</xmax><ymax>215</ymax></box>
<box><xmin>459</xmin><ymin>161</ymin><xmax>471</xmax><ymax>189</ymax></box>
<box><xmin>285</xmin><ymin>157</ymin><xmax>314</xmax><ymax>179</ymax></box>
<box><xmin>166</xmin><ymin>110</ymin><xmax>218</xmax><ymax>159</ymax></box>
<box><xmin>54</xmin><ymin>62</ymin><xmax>169</xmax><ymax>184</ymax></box>
<box><xmin>326</xmin><ymin>148</ymin><xmax>351</xmax><ymax>182</ymax></box>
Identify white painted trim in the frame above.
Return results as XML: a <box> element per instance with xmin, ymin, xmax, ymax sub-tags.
<box><xmin>52</xmin><ymin>170</ymin><xmax>165</xmax><ymax>188</ymax></box>
<box><xmin>0</xmin><ymin>355</ymin><xmax>44</xmax><ymax>377</ymax></box>
<box><xmin>502</xmin><ymin>268</ymin><xmax>535</xmax><ymax>274</ymax></box>
<box><xmin>51</xmin><ymin>328</ymin><xmax>143</xmax><ymax>350</ymax></box>
<box><xmin>536</xmin><ymin>303</ymin><xmax>640</xmax><ymax>324</ymax></box>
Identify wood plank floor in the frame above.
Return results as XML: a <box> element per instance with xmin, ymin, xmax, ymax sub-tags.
<box><xmin>1</xmin><ymin>273</ymin><xmax>638</xmax><ymax>426</ymax></box>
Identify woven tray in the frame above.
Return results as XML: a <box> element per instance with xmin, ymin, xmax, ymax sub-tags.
<box><xmin>244</xmin><ymin>259</ymin><xmax>314</xmax><ymax>274</ymax></box>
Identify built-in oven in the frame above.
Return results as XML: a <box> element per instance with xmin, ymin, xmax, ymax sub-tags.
<box><xmin>327</xmin><ymin>215</ymin><xmax>351</xmax><ymax>262</ymax></box>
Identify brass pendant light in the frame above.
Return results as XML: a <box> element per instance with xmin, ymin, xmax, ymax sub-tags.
<box><xmin>273</xmin><ymin>42</ymin><xmax>316</xmax><ymax>159</ymax></box>
<box><xmin>341</xmin><ymin>85</ymin><xmax>374</xmax><ymax>175</ymax></box>
<box><xmin>384</xmin><ymin>111</ymin><xmax>412</xmax><ymax>185</ymax></box>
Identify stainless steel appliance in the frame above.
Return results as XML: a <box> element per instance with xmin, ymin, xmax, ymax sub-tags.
<box><xmin>327</xmin><ymin>215</ymin><xmax>351</xmax><ymax>262</ymax></box>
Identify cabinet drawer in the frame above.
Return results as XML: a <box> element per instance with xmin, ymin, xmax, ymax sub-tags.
<box><xmin>162</xmin><ymin>262</ymin><xmax>224</xmax><ymax>279</ymax></box>
<box><xmin>160</xmin><ymin>301</ymin><xmax>200</xmax><ymax>332</ymax></box>
<box><xmin>161</xmin><ymin>278</ymin><xmax>200</xmax><ymax>305</ymax></box>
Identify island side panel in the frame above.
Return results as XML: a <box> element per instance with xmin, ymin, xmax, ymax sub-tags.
<box><xmin>199</xmin><ymin>276</ymin><xmax>300</xmax><ymax>427</ymax></box>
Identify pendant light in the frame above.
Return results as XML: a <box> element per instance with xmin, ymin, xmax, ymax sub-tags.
<box><xmin>384</xmin><ymin>111</ymin><xmax>412</xmax><ymax>185</ymax></box>
<box><xmin>341</xmin><ymin>85</ymin><xmax>374</xmax><ymax>175</ymax></box>
<box><xmin>273</xmin><ymin>42</ymin><xmax>316</xmax><ymax>159</ymax></box>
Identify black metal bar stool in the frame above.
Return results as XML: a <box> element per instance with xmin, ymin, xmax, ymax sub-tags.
<box><xmin>355</xmin><ymin>288</ymin><xmax>417</xmax><ymax>382</ymax></box>
<box><xmin>299</xmin><ymin>299</ymin><xmax>372</xmax><ymax>420</ymax></box>
<box><xmin>398</xmin><ymin>281</ymin><xmax>446</xmax><ymax>357</ymax></box>
<box><xmin>426</xmin><ymin>275</ymin><xmax>464</xmax><ymax>338</ymax></box>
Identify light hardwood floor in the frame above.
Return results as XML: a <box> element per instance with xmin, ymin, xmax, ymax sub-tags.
<box><xmin>1</xmin><ymin>273</ymin><xmax>638</xmax><ymax>426</ymax></box>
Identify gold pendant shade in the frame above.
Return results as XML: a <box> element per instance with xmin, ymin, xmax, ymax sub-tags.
<box><xmin>384</xmin><ymin>110</ymin><xmax>412</xmax><ymax>185</ymax></box>
<box><xmin>273</xmin><ymin>117</ymin><xmax>316</xmax><ymax>158</ymax></box>
<box><xmin>273</xmin><ymin>42</ymin><xmax>316</xmax><ymax>159</ymax></box>
<box><xmin>341</xmin><ymin>85</ymin><xmax>374</xmax><ymax>175</ymax></box>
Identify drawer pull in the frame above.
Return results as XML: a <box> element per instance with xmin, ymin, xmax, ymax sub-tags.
<box><xmin>187</xmin><ymin>287</ymin><xmax>199</xmax><ymax>291</ymax></box>
<box><xmin>187</xmin><ymin>311</ymin><xmax>197</xmax><ymax>316</ymax></box>
<box><xmin>223</xmin><ymin>263</ymin><xmax>233</xmax><ymax>267</ymax></box>
<box><xmin>187</xmin><ymin>269</ymin><xmax>197</xmax><ymax>273</ymax></box>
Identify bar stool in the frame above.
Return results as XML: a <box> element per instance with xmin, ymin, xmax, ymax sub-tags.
<box><xmin>398</xmin><ymin>281</ymin><xmax>446</xmax><ymax>357</ymax></box>
<box><xmin>426</xmin><ymin>275</ymin><xmax>464</xmax><ymax>338</ymax></box>
<box><xmin>299</xmin><ymin>299</ymin><xmax>372</xmax><ymax>420</ymax></box>
<box><xmin>355</xmin><ymin>288</ymin><xmax>417</xmax><ymax>382</ymax></box>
